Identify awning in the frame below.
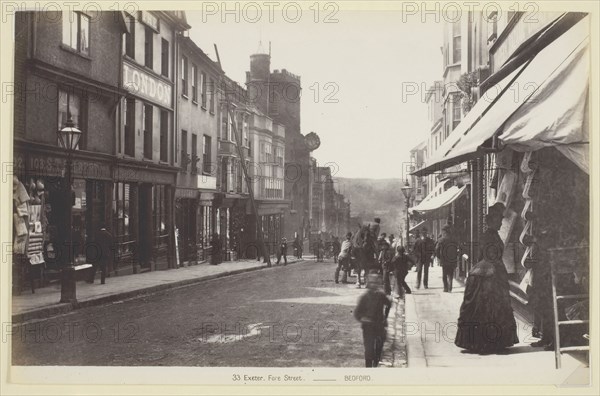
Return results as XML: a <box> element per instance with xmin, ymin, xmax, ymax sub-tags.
<box><xmin>412</xmin><ymin>63</ymin><xmax>527</xmax><ymax>176</ymax></box>
<box><xmin>498</xmin><ymin>19</ymin><xmax>589</xmax><ymax>174</ymax></box>
<box><xmin>409</xmin><ymin>221</ymin><xmax>427</xmax><ymax>232</ymax></box>
<box><xmin>413</xmin><ymin>14</ymin><xmax>590</xmax><ymax>177</ymax></box>
<box><xmin>409</xmin><ymin>179</ymin><xmax>449</xmax><ymax>214</ymax></box>
<box><xmin>410</xmin><ymin>185</ymin><xmax>466</xmax><ymax>213</ymax></box>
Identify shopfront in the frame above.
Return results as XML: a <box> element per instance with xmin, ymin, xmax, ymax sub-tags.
<box><xmin>13</xmin><ymin>144</ymin><xmax>113</xmax><ymax>291</ymax></box>
<box><xmin>259</xmin><ymin>213</ymin><xmax>284</xmax><ymax>259</ymax></box>
<box><xmin>114</xmin><ymin>162</ymin><xmax>176</xmax><ymax>273</ymax></box>
<box><xmin>198</xmin><ymin>196</ymin><xmax>215</xmax><ymax>262</ymax></box>
<box><xmin>412</xmin><ymin>15</ymin><xmax>590</xmax><ymax>365</ymax></box>
<box><xmin>175</xmin><ymin>188</ymin><xmax>198</xmax><ymax>265</ymax></box>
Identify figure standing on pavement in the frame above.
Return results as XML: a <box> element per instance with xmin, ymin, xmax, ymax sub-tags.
<box><xmin>377</xmin><ymin>233</ymin><xmax>393</xmax><ymax>295</ymax></box>
<box><xmin>293</xmin><ymin>235</ymin><xmax>303</xmax><ymax>259</ymax></box>
<box><xmin>390</xmin><ymin>245</ymin><xmax>415</xmax><ymax>297</ymax></box>
<box><xmin>413</xmin><ymin>228</ymin><xmax>435</xmax><ymax>289</ymax></box>
<box><xmin>335</xmin><ymin>232</ymin><xmax>353</xmax><ymax>284</ymax></box>
<box><xmin>276</xmin><ymin>237</ymin><xmax>288</xmax><ymax>265</ymax></box>
<box><xmin>210</xmin><ymin>233</ymin><xmax>222</xmax><ymax>265</ymax></box>
<box><xmin>435</xmin><ymin>224</ymin><xmax>459</xmax><ymax>292</ymax></box>
<box><xmin>455</xmin><ymin>204</ymin><xmax>519</xmax><ymax>354</ymax></box>
<box><xmin>332</xmin><ymin>236</ymin><xmax>341</xmax><ymax>264</ymax></box>
<box><xmin>316</xmin><ymin>237</ymin><xmax>324</xmax><ymax>262</ymax></box>
<box><xmin>87</xmin><ymin>223</ymin><xmax>113</xmax><ymax>284</ymax></box>
<box><xmin>527</xmin><ymin>234</ymin><xmax>555</xmax><ymax>350</ymax></box>
<box><xmin>354</xmin><ymin>273</ymin><xmax>392</xmax><ymax>367</ymax></box>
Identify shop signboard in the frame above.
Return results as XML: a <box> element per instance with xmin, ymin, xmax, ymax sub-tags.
<box><xmin>13</xmin><ymin>151</ymin><xmax>111</xmax><ymax>180</ymax></box>
<box><xmin>114</xmin><ymin>163</ymin><xmax>175</xmax><ymax>185</ymax></box>
<box><xmin>123</xmin><ymin>61</ymin><xmax>173</xmax><ymax>109</ymax></box>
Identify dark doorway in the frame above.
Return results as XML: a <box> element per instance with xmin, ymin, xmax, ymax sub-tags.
<box><xmin>138</xmin><ymin>184</ymin><xmax>153</xmax><ymax>270</ymax></box>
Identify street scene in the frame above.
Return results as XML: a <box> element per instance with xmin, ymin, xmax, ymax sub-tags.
<box><xmin>3</xmin><ymin>1</ymin><xmax>595</xmax><ymax>392</ymax></box>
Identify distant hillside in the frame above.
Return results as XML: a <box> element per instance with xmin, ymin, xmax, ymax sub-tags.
<box><xmin>335</xmin><ymin>177</ymin><xmax>407</xmax><ymax>236</ymax></box>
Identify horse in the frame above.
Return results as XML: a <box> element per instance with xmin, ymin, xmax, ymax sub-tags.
<box><xmin>350</xmin><ymin>224</ymin><xmax>378</xmax><ymax>287</ymax></box>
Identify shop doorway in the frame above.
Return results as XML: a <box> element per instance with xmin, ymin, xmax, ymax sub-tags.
<box><xmin>85</xmin><ymin>181</ymin><xmax>107</xmax><ymax>264</ymax></box>
<box><xmin>138</xmin><ymin>184</ymin><xmax>153</xmax><ymax>270</ymax></box>
<box><xmin>177</xmin><ymin>198</ymin><xmax>197</xmax><ymax>264</ymax></box>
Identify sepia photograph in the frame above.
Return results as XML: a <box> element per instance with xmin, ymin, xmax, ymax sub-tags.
<box><xmin>0</xmin><ymin>0</ymin><xmax>597</xmax><ymax>394</ymax></box>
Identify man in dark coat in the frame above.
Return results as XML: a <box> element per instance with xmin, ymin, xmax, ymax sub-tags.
<box><xmin>316</xmin><ymin>237</ymin><xmax>324</xmax><ymax>262</ymax></box>
<box><xmin>211</xmin><ymin>233</ymin><xmax>222</xmax><ymax>265</ymax></box>
<box><xmin>435</xmin><ymin>224</ymin><xmax>459</xmax><ymax>292</ymax></box>
<box><xmin>293</xmin><ymin>235</ymin><xmax>303</xmax><ymax>259</ymax></box>
<box><xmin>413</xmin><ymin>228</ymin><xmax>435</xmax><ymax>289</ymax></box>
<box><xmin>276</xmin><ymin>237</ymin><xmax>288</xmax><ymax>265</ymax></box>
<box><xmin>377</xmin><ymin>234</ymin><xmax>393</xmax><ymax>294</ymax></box>
<box><xmin>88</xmin><ymin>223</ymin><xmax>113</xmax><ymax>284</ymax></box>
<box><xmin>332</xmin><ymin>237</ymin><xmax>341</xmax><ymax>264</ymax></box>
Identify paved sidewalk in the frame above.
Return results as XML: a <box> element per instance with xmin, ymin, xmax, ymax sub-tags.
<box><xmin>403</xmin><ymin>265</ymin><xmax>589</xmax><ymax>383</ymax></box>
<box><xmin>12</xmin><ymin>257</ymin><xmax>311</xmax><ymax>324</ymax></box>
<box><xmin>379</xmin><ymin>292</ymin><xmax>408</xmax><ymax>368</ymax></box>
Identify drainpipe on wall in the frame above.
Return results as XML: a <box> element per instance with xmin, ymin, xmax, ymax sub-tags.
<box><xmin>469</xmin><ymin>159</ymin><xmax>478</xmax><ymax>272</ymax></box>
<box><xmin>171</xmin><ymin>27</ymin><xmax>181</xmax><ymax>269</ymax></box>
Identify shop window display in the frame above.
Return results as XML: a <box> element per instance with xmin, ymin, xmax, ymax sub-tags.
<box><xmin>113</xmin><ymin>182</ymin><xmax>136</xmax><ymax>262</ymax></box>
<box><xmin>153</xmin><ymin>185</ymin><xmax>169</xmax><ymax>251</ymax></box>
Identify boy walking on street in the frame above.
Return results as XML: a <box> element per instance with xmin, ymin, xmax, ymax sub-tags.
<box><xmin>354</xmin><ymin>273</ymin><xmax>392</xmax><ymax>367</ymax></box>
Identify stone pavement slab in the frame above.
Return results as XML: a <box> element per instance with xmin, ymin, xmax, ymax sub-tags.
<box><xmin>403</xmin><ymin>264</ymin><xmax>588</xmax><ymax>381</ymax></box>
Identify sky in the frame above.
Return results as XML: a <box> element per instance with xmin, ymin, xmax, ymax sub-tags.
<box><xmin>186</xmin><ymin>9</ymin><xmax>443</xmax><ymax>179</ymax></box>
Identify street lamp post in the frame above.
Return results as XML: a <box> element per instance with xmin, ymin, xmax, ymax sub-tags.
<box><xmin>57</xmin><ymin>115</ymin><xmax>82</xmax><ymax>303</ymax></box>
<box><xmin>401</xmin><ymin>179</ymin><xmax>413</xmax><ymax>251</ymax></box>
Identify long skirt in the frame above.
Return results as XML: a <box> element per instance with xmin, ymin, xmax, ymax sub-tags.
<box><xmin>455</xmin><ymin>260</ymin><xmax>519</xmax><ymax>353</ymax></box>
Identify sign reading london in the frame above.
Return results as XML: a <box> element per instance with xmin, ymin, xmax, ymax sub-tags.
<box><xmin>123</xmin><ymin>61</ymin><xmax>173</xmax><ymax>108</ymax></box>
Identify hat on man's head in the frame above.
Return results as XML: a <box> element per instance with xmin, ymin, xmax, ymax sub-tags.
<box><xmin>374</xmin><ymin>218</ymin><xmax>381</xmax><ymax>223</ymax></box>
<box><xmin>442</xmin><ymin>224</ymin><xmax>452</xmax><ymax>232</ymax></box>
<box><xmin>489</xmin><ymin>202</ymin><xmax>506</xmax><ymax>215</ymax></box>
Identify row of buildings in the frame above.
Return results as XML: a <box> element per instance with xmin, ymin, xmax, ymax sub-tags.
<box><xmin>12</xmin><ymin>10</ymin><xmax>351</xmax><ymax>282</ymax></box>
<box><xmin>406</xmin><ymin>10</ymin><xmax>590</xmax><ymax>365</ymax></box>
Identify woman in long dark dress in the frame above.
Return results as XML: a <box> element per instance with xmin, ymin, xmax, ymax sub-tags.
<box><xmin>455</xmin><ymin>205</ymin><xmax>519</xmax><ymax>353</ymax></box>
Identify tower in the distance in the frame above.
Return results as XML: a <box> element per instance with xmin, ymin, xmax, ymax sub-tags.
<box><xmin>246</xmin><ymin>43</ymin><xmax>310</xmax><ymax>243</ymax></box>
<box><xmin>247</xmin><ymin>42</ymin><xmax>271</xmax><ymax>114</ymax></box>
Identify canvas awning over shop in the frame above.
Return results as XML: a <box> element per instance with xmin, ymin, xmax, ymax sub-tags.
<box><xmin>410</xmin><ymin>185</ymin><xmax>466</xmax><ymax>213</ymax></box>
<box><xmin>413</xmin><ymin>14</ymin><xmax>590</xmax><ymax>177</ymax></box>
<box><xmin>498</xmin><ymin>20</ymin><xmax>589</xmax><ymax>173</ymax></box>
<box><xmin>409</xmin><ymin>221</ymin><xmax>427</xmax><ymax>232</ymax></box>
<box><xmin>409</xmin><ymin>179</ymin><xmax>449</xmax><ymax>214</ymax></box>
<box><xmin>412</xmin><ymin>64</ymin><xmax>527</xmax><ymax>177</ymax></box>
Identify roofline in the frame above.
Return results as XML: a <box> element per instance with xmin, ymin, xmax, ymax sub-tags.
<box><xmin>180</xmin><ymin>36</ymin><xmax>223</xmax><ymax>75</ymax></box>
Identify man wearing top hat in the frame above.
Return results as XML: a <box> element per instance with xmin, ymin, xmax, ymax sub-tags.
<box><xmin>413</xmin><ymin>227</ymin><xmax>435</xmax><ymax>289</ymax></box>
